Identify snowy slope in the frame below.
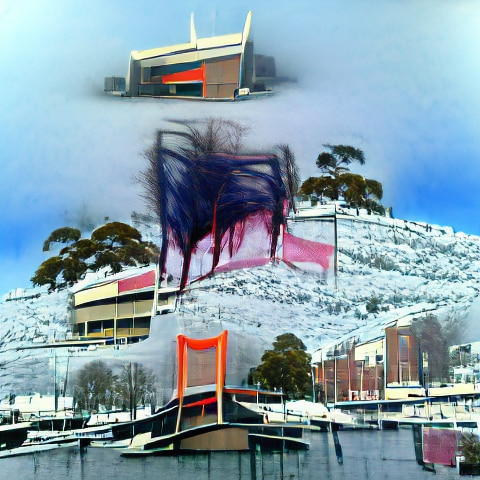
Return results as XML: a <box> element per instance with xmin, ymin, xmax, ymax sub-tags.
<box><xmin>1</xmin><ymin>209</ymin><xmax>479</xmax><ymax>397</ymax></box>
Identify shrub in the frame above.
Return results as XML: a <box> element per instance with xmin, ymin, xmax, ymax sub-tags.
<box><xmin>461</xmin><ymin>433</ymin><xmax>480</xmax><ymax>464</ymax></box>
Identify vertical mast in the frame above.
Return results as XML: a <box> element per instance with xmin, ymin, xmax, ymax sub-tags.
<box><xmin>334</xmin><ymin>206</ymin><xmax>338</xmax><ymax>290</ymax></box>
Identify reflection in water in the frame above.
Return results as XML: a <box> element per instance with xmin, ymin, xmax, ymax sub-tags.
<box><xmin>0</xmin><ymin>429</ymin><xmax>465</xmax><ymax>479</ymax></box>
<box><xmin>332</xmin><ymin>430</ymin><xmax>343</xmax><ymax>465</ymax></box>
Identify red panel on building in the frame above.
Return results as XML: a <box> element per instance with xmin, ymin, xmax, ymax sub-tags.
<box><xmin>118</xmin><ymin>270</ymin><xmax>155</xmax><ymax>293</ymax></box>
<box><xmin>162</xmin><ymin>65</ymin><xmax>205</xmax><ymax>85</ymax></box>
<box><xmin>386</xmin><ymin>327</ymin><xmax>399</xmax><ymax>384</ymax></box>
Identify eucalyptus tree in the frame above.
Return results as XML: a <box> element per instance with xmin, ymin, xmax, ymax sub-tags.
<box><xmin>316</xmin><ymin>144</ymin><xmax>365</xmax><ymax>177</ymax></box>
<box><xmin>31</xmin><ymin>222</ymin><xmax>159</xmax><ymax>291</ymax></box>
<box><xmin>252</xmin><ymin>333</ymin><xmax>312</xmax><ymax>399</ymax></box>
<box><xmin>300</xmin><ymin>144</ymin><xmax>384</xmax><ymax>212</ymax></box>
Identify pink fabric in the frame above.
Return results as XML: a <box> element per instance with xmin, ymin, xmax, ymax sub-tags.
<box><xmin>423</xmin><ymin>427</ymin><xmax>459</xmax><ymax>466</ymax></box>
<box><xmin>165</xmin><ymin>213</ymin><xmax>274</xmax><ymax>285</ymax></box>
<box><xmin>215</xmin><ymin>257</ymin><xmax>271</xmax><ymax>272</ymax></box>
<box><xmin>215</xmin><ymin>214</ymin><xmax>272</xmax><ymax>268</ymax></box>
<box><xmin>118</xmin><ymin>270</ymin><xmax>155</xmax><ymax>293</ymax></box>
<box><xmin>282</xmin><ymin>231</ymin><xmax>334</xmax><ymax>270</ymax></box>
<box><xmin>164</xmin><ymin>215</ymin><xmax>335</xmax><ymax>286</ymax></box>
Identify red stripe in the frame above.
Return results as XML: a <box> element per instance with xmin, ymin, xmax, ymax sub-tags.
<box><xmin>184</xmin><ymin>397</ymin><xmax>217</xmax><ymax>409</ymax></box>
<box><xmin>118</xmin><ymin>270</ymin><xmax>155</xmax><ymax>293</ymax></box>
<box><xmin>162</xmin><ymin>67</ymin><xmax>204</xmax><ymax>84</ymax></box>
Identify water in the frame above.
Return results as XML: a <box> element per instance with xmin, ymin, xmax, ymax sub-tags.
<box><xmin>1</xmin><ymin>428</ymin><xmax>461</xmax><ymax>479</ymax></box>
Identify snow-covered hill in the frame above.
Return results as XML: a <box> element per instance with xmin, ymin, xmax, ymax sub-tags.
<box><xmin>1</xmin><ymin>208</ymin><xmax>480</xmax><ymax>398</ymax></box>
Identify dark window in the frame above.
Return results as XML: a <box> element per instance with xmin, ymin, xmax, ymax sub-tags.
<box><xmin>150</xmin><ymin>61</ymin><xmax>202</xmax><ymax>77</ymax></box>
<box><xmin>134</xmin><ymin>317</ymin><xmax>150</xmax><ymax>329</ymax></box>
<box><xmin>88</xmin><ymin>321</ymin><xmax>102</xmax><ymax>333</ymax></box>
<box><xmin>103</xmin><ymin>319</ymin><xmax>114</xmax><ymax>329</ymax></box>
<box><xmin>117</xmin><ymin>318</ymin><xmax>133</xmax><ymax>329</ymax></box>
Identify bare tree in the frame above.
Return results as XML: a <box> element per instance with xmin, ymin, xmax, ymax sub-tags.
<box><xmin>74</xmin><ymin>360</ymin><xmax>117</xmax><ymax>412</ymax></box>
<box><xmin>136</xmin><ymin>132</ymin><xmax>164</xmax><ymax>225</ymax></box>
<box><xmin>116</xmin><ymin>362</ymin><xmax>157</xmax><ymax>420</ymax></box>
<box><xmin>276</xmin><ymin>144</ymin><xmax>300</xmax><ymax>212</ymax></box>
<box><xmin>135</xmin><ymin>118</ymin><xmax>296</xmax><ymax>289</ymax></box>
<box><xmin>135</xmin><ymin>118</ymin><xmax>250</xmax><ymax>286</ymax></box>
<box><xmin>176</xmin><ymin>117</ymin><xmax>248</xmax><ymax>155</ymax></box>
<box><xmin>411</xmin><ymin>315</ymin><xmax>449</xmax><ymax>383</ymax></box>
<box><xmin>442</xmin><ymin>310</ymin><xmax>468</xmax><ymax>347</ymax></box>
<box><xmin>136</xmin><ymin>118</ymin><xmax>248</xmax><ymax>221</ymax></box>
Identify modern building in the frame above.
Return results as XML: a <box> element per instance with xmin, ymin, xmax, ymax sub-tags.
<box><xmin>444</xmin><ymin>342</ymin><xmax>480</xmax><ymax>395</ymax></box>
<box><xmin>313</xmin><ymin>322</ymin><xmax>480</xmax><ymax>404</ymax></box>
<box><xmin>70</xmin><ymin>268</ymin><xmax>177</xmax><ymax>344</ymax></box>
<box><xmin>449</xmin><ymin>342</ymin><xmax>480</xmax><ymax>370</ymax></box>
<box><xmin>312</xmin><ymin>312</ymin><xmax>429</xmax><ymax>403</ymax></box>
<box><xmin>105</xmin><ymin>11</ymin><xmax>277</xmax><ymax>100</ymax></box>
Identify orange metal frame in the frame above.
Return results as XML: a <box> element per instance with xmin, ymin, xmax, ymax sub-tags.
<box><xmin>175</xmin><ymin>330</ymin><xmax>228</xmax><ymax>431</ymax></box>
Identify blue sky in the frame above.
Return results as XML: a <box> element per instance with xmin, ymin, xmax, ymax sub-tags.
<box><xmin>1</xmin><ymin>0</ymin><xmax>479</xmax><ymax>296</ymax></box>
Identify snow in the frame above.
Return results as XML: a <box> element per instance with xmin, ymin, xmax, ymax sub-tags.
<box><xmin>1</xmin><ymin>209</ymin><xmax>480</xmax><ymax>399</ymax></box>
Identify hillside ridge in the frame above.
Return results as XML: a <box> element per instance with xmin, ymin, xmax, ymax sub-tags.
<box><xmin>1</xmin><ymin>209</ymin><xmax>479</xmax><ymax>395</ymax></box>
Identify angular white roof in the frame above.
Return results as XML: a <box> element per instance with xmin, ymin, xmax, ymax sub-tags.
<box><xmin>130</xmin><ymin>11</ymin><xmax>251</xmax><ymax>62</ymax></box>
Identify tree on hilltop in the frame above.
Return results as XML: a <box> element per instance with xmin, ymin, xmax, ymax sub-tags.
<box><xmin>299</xmin><ymin>144</ymin><xmax>384</xmax><ymax>213</ymax></box>
<box><xmin>316</xmin><ymin>144</ymin><xmax>365</xmax><ymax>177</ymax></box>
<box><xmin>90</xmin><ymin>222</ymin><xmax>157</xmax><ymax>273</ymax></box>
<box><xmin>43</xmin><ymin>227</ymin><xmax>81</xmax><ymax>252</ymax></box>
<box><xmin>31</xmin><ymin>256</ymin><xmax>64</xmax><ymax>292</ymax></box>
<box><xmin>31</xmin><ymin>222</ymin><xmax>159</xmax><ymax>291</ymax></box>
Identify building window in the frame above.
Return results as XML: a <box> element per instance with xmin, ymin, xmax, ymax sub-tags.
<box><xmin>399</xmin><ymin>335</ymin><xmax>411</xmax><ymax>382</ymax></box>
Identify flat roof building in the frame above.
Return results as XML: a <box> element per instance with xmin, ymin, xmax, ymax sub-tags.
<box><xmin>105</xmin><ymin>11</ymin><xmax>276</xmax><ymax>100</ymax></box>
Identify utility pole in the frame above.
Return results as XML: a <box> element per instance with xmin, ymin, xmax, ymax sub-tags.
<box><xmin>334</xmin><ymin>206</ymin><xmax>338</xmax><ymax>290</ymax></box>
<box><xmin>53</xmin><ymin>350</ymin><xmax>58</xmax><ymax>413</ymax></box>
